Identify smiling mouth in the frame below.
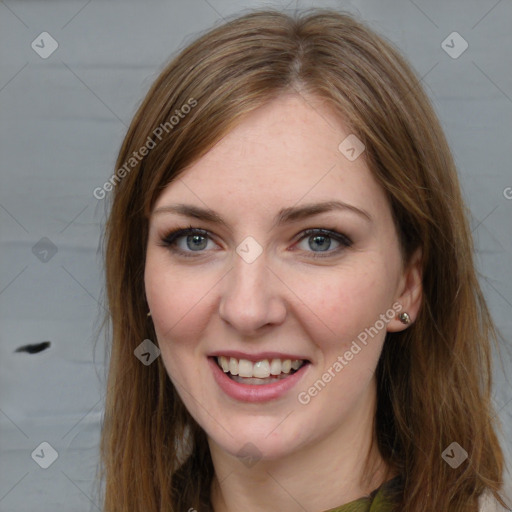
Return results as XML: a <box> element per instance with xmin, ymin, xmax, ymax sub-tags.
<box><xmin>214</xmin><ymin>356</ymin><xmax>309</xmax><ymax>385</ymax></box>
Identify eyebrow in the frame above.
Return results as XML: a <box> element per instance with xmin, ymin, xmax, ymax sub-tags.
<box><xmin>152</xmin><ymin>200</ymin><xmax>372</xmax><ymax>227</ymax></box>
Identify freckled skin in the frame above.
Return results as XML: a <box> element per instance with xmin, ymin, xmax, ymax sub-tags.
<box><xmin>144</xmin><ymin>93</ymin><xmax>421</xmax><ymax>510</ymax></box>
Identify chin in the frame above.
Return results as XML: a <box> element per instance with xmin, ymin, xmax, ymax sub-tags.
<box><xmin>206</xmin><ymin>417</ymin><xmax>311</xmax><ymax>464</ymax></box>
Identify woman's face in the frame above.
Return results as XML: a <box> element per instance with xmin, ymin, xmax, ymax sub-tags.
<box><xmin>145</xmin><ymin>93</ymin><xmax>420</xmax><ymax>463</ymax></box>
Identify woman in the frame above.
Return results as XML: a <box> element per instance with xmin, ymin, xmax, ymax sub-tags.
<box><xmin>99</xmin><ymin>9</ymin><xmax>510</xmax><ymax>511</ymax></box>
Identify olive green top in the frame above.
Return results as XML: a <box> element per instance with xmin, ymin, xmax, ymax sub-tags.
<box><xmin>322</xmin><ymin>476</ymin><xmax>401</xmax><ymax>512</ymax></box>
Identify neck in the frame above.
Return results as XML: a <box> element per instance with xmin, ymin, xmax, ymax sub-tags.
<box><xmin>209</xmin><ymin>388</ymin><xmax>394</xmax><ymax>512</ymax></box>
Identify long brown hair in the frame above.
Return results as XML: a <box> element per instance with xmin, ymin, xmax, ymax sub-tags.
<box><xmin>99</xmin><ymin>9</ymin><xmax>509</xmax><ymax>511</ymax></box>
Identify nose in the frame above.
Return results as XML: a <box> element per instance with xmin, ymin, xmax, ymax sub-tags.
<box><xmin>218</xmin><ymin>249</ymin><xmax>287</xmax><ymax>335</ymax></box>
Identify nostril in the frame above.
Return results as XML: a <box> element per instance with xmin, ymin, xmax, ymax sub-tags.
<box><xmin>14</xmin><ymin>341</ymin><xmax>51</xmax><ymax>354</ymax></box>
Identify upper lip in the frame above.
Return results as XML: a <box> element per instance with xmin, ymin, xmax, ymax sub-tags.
<box><xmin>208</xmin><ymin>350</ymin><xmax>310</xmax><ymax>363</ymax></box>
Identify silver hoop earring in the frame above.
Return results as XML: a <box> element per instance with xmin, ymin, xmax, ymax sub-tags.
<box><xmin>398</xmin><ymin>312</ymin><xmax>410</xmax><ymax>324</ymax></box>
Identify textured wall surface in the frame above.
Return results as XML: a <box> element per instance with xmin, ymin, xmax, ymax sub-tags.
<box><xmin>0</xmin><ymin>0</ymin><xmax>511</xmax><ymax>510</ymax></box>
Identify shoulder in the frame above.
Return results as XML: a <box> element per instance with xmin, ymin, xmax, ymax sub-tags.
<box><xmin>478</xmin><ymin>489</ymin><xmax>512</xmax><ymax>512</ymax></box>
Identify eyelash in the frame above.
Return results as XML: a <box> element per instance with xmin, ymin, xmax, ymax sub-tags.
<box><xmin>158</xmin><ymin>225</ymin><xmax>353</xmax><ymax>259</ymax></box>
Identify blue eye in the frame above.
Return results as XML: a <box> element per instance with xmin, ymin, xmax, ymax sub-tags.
<box><xmin>183</xmin><ymin>233</ymin><xmax>208</xmax><ymax>251</ymax></box>
<box><xmin>160</xmin><ymin>227</ymin><xmax>216</xmax><ymax>257</ymax></box>
<box><xmin>159</xmin><ymin>226</ymin><xmax>352</xmax><ymax>258</ymax></box>
<box><xmin>295</xmin><ymin>228</ymin><xmax>352</xmax><ymax>258</ymax></box>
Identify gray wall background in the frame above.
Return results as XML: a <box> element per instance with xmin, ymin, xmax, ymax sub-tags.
<box><xmin>0</xmin><ymin>0</ymin><xmax>511</xmax><ymax>510</ymax></box>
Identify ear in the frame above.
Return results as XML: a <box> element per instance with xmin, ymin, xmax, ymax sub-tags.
<box><xmin>387</xmin><ymin>247</ymin><xmax>423</xmax><ymax>332</ymax></box>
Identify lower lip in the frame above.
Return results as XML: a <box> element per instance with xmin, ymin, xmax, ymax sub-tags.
<box><xmin>208</xmin><ymin>357</ymin><xmax>310</xmax><ymax>403</ymax></box>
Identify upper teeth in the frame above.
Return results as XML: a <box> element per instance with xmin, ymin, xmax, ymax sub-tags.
<box><xmin>217</xmin><ymin>356</ymin><xmax>304</xmax><ymax>378</ymax></box>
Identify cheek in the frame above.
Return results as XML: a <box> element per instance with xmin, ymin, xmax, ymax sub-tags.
<box><xmin>292</xmin><ymin>270</ymin><xmax>391</xmax><ymax>416</ymax></box>
<box><xmin>145</xmin><ymin>254</ymin><xmax>215</xmax><ymax>340</ymax></box>
<box><xmin>145</xmin><ymin>264</ymin><xmax>208</xmax><ymax>385</ymax></box>
<box><xmin>144</xmin><ymin>260</ymin><xmax>218</xmax><ymax>412</ymax></box>
<box><xmin>291</xmin><ymin>264</ymin><xmax>393</xmax><ymax>348</ymax></box>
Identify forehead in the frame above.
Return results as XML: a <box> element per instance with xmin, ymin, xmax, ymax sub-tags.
<box><xmin>153</xmin><ymin>93</ymin><xmax>388</xmax><ymax>219</ymax></box>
